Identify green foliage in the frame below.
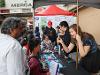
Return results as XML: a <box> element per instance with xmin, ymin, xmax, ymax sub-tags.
<box><xmin>40</xmin><ymin>17</ymin><xmax>46</xmax><ymax>31</ymax></box>
<box><xmin>0</xmin><ymin>0</ymin><xmax>5</xmax><ymax>7</ymax></box>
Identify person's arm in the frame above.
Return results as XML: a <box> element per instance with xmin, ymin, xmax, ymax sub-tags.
<box><xmin>57</xmin><ymin>37</ymin><xmax>74</xmax><ymax>53</ymax></box>
<box><xmin>76</xmin><ymin>34</ymin><xmax>90</xmax><ymax>57</ymax></box>
<box><xmin>7</xmin><ymin>42</ymin><xmax>25</xmax><ymax>75</ymax></box>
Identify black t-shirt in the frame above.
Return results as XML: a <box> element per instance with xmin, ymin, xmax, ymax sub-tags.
<box><xmin>59</xmin><ymin>31</ymin><xmax>71</xmax><ymax>47</ymax></box>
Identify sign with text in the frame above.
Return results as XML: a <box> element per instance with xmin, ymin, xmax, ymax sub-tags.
<box><xmin>5</xmin><ymin>0</ymin><xmax>33</xmax><ymax>9</ymax></box>
<box><xmin>10</xmin><ymin>8</ymin><xmax>33</xmax><ymax>13</ymax></box>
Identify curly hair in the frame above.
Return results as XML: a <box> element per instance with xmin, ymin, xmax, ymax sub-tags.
<box><xmin>1</xmin><ymin>17</ymin><xmax>27</xmax><ymax>34</ymax></box>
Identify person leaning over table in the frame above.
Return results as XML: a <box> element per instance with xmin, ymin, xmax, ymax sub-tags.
<box><xmin>57</xmin><ymin>24</ymin><xmax>100</xmax><ymax>74</ymax></box>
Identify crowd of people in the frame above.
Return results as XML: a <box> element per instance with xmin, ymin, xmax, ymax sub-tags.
<box><xmin>0</xmin><ymin>17</ymin><xmax>100</xmax><ymax>75</ymax></box>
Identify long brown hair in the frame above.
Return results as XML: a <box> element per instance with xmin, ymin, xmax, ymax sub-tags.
<box><xmin>69</xmin><ymin>24</ymin><xmax>95</xmax><ymax>41</ymax></box>
<box><xmin>69</xmin><ymin>24</ymin><xmax>83</xmax><ymax>37</ymax></box>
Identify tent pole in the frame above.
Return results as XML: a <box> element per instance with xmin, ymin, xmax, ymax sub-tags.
<box><xmin>76</xmin><ymin>0</ymin><xmax>79</xmax><ymax>69</ymax></box>
<box><xmin>33</xmin><ymin>2</ymin><xmax>35</xmax><ymax>31</ymax></box>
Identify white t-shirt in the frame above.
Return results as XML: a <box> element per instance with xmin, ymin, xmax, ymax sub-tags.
<box><xmin>0</xmin><ymin>33</ymin><xmax>25</xmax><ymax>75</ymax></box>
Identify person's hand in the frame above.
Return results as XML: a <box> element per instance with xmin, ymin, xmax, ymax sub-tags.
<box><xmin>76</xmin><ymin>34</ymin><xmax>81</xmax><ymax>42</ymax></box>
<box><xmin>57</xmin><ymin>37</ymin><xmax>63</xmax><ymax>44</ymax></box>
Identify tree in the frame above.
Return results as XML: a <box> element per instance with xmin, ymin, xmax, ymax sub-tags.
<box><xmin>0</xmin><ymin>0</ymin><xmax>5</xmax><ymax>7</ymax></box>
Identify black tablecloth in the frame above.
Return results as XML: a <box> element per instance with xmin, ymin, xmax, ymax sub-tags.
<box><xmin>59</xmin><ymin>62</ymin><xmax>91</xmax><ymax>75</ymax></box>
<box><xmin>54</xmin><ymin>52</ymin><xmax>91</xmax><ymax>75</ymax></box>
<box><xmin>55</xmin><ymin>55</ymin><xmax>90</xmax><ymax>75</ymax></box>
